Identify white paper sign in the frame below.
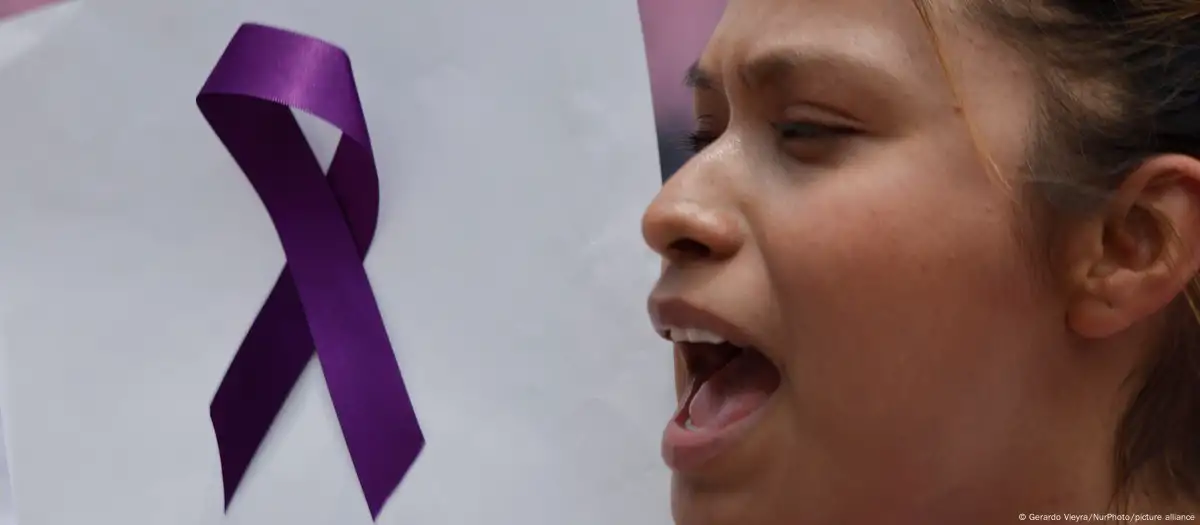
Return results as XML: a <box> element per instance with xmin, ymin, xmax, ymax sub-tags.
<box><xmin>0</xmin><ymin>5</ymin><xmax>82</xmax><ymax>524</ymax></box>
<box><xmin>0</xmin><ymin>413</ymin><xmax>13</xmax><ymax>525</ymax></box>
<box><xmin>0</xmin><ymin>1</ymin><xmax>77</xmax><ymax>68</ymax></box>
<box><xmin>0</xmin><ymin>0</ymin><xmax>673</xmax><ymax>523</ymax></box>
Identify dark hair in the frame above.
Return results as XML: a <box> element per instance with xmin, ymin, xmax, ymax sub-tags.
<box><xmin>920</xmin><ymin>0</ymin><xmax>1200</xmax><ymax>509</ymax></box>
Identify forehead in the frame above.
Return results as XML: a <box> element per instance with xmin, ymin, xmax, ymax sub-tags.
<box><xmin>701</xmin><ymin>0</ymin><xmax>948</xmax><ymax>78</ymax></box>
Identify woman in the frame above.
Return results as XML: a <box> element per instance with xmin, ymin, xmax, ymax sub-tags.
<box><xmin>641</xmin><ymin>0</ymin><xmax>1200</xmax><ymax>523</ymax></box>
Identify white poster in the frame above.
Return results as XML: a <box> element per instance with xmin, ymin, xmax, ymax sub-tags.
<box><xmin>0</xmin><ymin>0</ymin><xmax>673</xmax><ymax>523</ymax></box>
<box><xmin>0</xmin><ymin>1</ymin><xmax>76</xmax><ymax>68</ymax></box>
<box><xmin>0</xmin><ymin>4</ymin><xmax>82</xmax><ymax>524</ymax></box>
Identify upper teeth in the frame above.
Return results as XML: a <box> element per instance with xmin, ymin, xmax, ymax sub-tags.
<box><xmin>663</xmin><ymin>326</ymin><xmax>727</xmax><ymax>345</ymax></box>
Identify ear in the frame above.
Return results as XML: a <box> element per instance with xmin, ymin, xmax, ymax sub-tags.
<box><xmin>1065</xmin><ymin>154</ymin><xmax>1200</xmax><ymax>339</ymax></box>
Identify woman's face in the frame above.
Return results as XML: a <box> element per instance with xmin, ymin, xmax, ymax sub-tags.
<box><xmin>643</xmin><ymin>0</ymin><xmax>1112</xmax><ymax>523</ymax></box>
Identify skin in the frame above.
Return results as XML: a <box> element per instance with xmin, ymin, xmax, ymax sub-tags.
<box><xmin>641</xmin><ymin>0</ymin><xmax>1200</xmax><ymax>524</ymax></box>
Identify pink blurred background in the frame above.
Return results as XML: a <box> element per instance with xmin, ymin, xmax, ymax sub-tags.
<box><xmin>0</xmin><ymin>0</ymin><xmax>56</xmax><ymax>20</ymax></box>
<box><xmin>637</xmin><ymin>0</ymin><xmax>726</xmax><ymax>180</ymax></box>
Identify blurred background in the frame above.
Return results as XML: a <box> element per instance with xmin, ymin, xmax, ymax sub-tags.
<box><xmin>637</xmin><ymin>0</ymin><xmax>726</xmax><ymax>181</ymax></box>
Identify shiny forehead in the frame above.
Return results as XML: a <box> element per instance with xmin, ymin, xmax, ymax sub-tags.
<box><xmin>691</xmin><ymin>0</ymin><xmax>949</xmax><ymax>94</ymax></box>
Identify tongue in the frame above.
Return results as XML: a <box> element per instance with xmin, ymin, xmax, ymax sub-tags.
<box><xmin>687</xmin><ymin>349</ymin><xmax>780</xmax><ymax>430</ymax></box>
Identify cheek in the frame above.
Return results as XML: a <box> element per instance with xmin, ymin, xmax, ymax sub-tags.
<box><xmin>754</xmin><ymin>160</ymin><xmax>1055</xmax><ymax>477</ymax></box>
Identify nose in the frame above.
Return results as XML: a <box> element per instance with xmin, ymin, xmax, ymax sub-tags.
<box><xmin>641</xmin><ymin>153</ymin><xmax>745</xmax><ymax>265</ymax></box>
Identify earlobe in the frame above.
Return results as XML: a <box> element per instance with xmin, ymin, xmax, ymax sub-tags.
<box><xmin>1068</xmin><ymin>292</ymin><xmax>1122</xmax><ymax>339</ymax></box>
<box><xmin>1065</xmin><ymin>154</ymin><xmax>1200</xmax><ymax>340</ymax></box>
<box><xmin>1067</xmin><ymin>259</ymin><xmax>1176</xmax><ymax>339</ymax></box>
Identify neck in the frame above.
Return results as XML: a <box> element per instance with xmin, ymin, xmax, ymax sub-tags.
<box><xmin>924</xmin><ymin>355</ymin><xmax>1127</xmax><ymax>524</ymax></box>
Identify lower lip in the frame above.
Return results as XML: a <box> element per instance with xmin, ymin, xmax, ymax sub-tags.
<box><xmin>660</xmin><ymin>395</ymin><xmax>769</xmax><ymax>473</ymax></box>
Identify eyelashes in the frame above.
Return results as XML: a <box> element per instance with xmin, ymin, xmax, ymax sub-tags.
<box><xmin>678</xmin><ymin>122</ymin><xmax>859</xmax><ymax>154</ymax></box>
<box><xmin>774</xmin><ymin>121</ymin><xmax>858</xmax><ymax>141</ymax></box>
<box><xmin>680</xmin><ymin>131</ymin><xmax>717</xmax><ymax>153</ymax></box>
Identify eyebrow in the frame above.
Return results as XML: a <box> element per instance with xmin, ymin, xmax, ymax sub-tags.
<box><xmin>684</xmin><ymin>48</ymin><xmax>903</xmax><ymax>95</ymax></box>
<box><xmin>684</xmin><ymin>61</ymin><xmax>715</xmax><ymax>90</ymax></box>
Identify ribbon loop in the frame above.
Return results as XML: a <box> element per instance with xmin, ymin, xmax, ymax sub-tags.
<box><xmin>197</xmin><ymin>23</ymin><xmax>423</xmax><ymax>519</ymax></box>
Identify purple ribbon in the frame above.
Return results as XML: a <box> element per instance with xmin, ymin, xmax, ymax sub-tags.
<box><xmin>197</xmin><ymin>23</ymin><xmax>423</xmax><ymax>518</ymax></box>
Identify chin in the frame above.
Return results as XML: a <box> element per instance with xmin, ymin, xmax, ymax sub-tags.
<box><xmin>671</xmin><ymin>476</ymin><xmax>776</xmax><ymax>525</ymax></box>
<box><xmin>671</xmin><ymin>483</ymin><xmax>738</xmax><ymax>525</ymax></box>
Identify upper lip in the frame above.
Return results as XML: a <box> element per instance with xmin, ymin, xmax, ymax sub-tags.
<box><xmin>648</xmin><ymin>296</ymin><xmax>761</xmax><ymax>351</ymax></box>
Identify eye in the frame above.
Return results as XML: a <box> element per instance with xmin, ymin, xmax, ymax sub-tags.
<box><xmin>773</xmin><ymin>121</ymin><xmax>860</xmax><ymax>162</ymax></box>
<box><xmin>773</xmin><ymin>121</ymin><xmax>857</xmax><ymax>141</ymax></box>
<box><xmin>679</xmin><ymin>122</ymin><xmax>859</xmax><ymax>155</ymax></box>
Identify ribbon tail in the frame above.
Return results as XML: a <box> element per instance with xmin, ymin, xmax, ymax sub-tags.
<box><xmin>320</xmin><ymin>340</ymin><xmax>424</xmax><ymax>517</ymax></box>
<box><xmin>321</xmin><ymin>140</ymin><xmax>423</xmax><ymax>520</ymax></box>
<box><xmin>210</xmin><ymin>269</ymin><xmax>314</xmax><ymax>507</ymax></box>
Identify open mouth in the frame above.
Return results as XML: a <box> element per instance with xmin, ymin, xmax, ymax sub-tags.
<box><xmin>650</xmin><ymin>301</ymin><xmax>784</xmax><ymax>471</ymax></box>
<box><xmin>675</xmin><ymin>341</ymin><xmax>782</xmax><ymax>432</ymax></box>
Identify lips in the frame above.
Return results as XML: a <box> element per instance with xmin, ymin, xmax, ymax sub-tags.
<box><xmin>650</xmin><ymin>299</ymin><xmax>782</xmax><ymax>472</ymax></box>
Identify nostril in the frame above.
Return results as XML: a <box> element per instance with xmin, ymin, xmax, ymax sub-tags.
<box><xmin>642</xmin><ymin>198</ymin><xmax>743</xmax><ymax>262</ymax></box>
<box><xmin>668</xmin><ymin>238</ymin><xmax>711</xmax><ymax>259</ymax></box>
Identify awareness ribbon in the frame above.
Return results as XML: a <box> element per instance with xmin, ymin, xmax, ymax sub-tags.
<box><xmin>197</xmin><ymin>23</ymin><xmax>423</xmax><ymax>518</ymax></box>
